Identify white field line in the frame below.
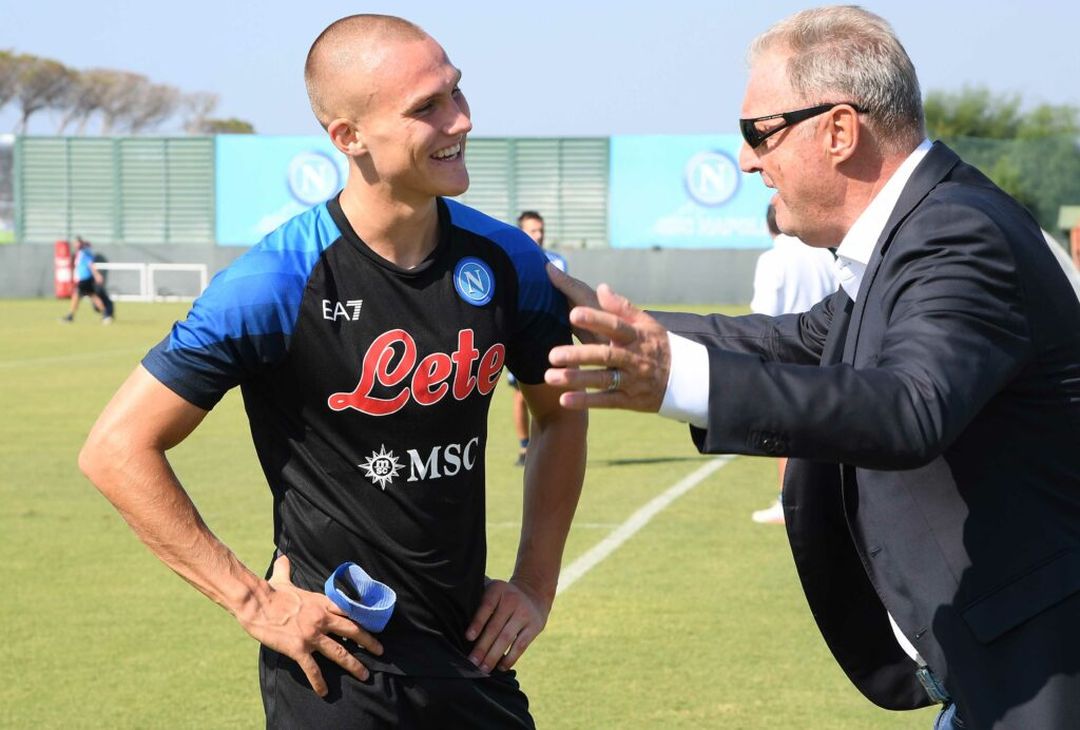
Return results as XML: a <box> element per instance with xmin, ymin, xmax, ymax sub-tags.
<box><xmin>556</xmin><ymin>455</ymin><xmax>735</xmax><ymax>596</ymax></box>
<box><xmin>0</xmin><ymin>348</ymin><xmax>144</xmax><ymax>369</ymax></box>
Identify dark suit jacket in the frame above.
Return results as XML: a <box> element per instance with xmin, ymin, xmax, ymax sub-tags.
<box><xmin>655</xmin><ymin>143</ymin><xmax>1080</xmax><ymax>729</ymax></box>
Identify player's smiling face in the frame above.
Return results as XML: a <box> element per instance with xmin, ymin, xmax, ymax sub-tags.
<box><xmin>359</xmin><ymin>37</ymin><xmax>472</xmax><ymax>204</ymax></box>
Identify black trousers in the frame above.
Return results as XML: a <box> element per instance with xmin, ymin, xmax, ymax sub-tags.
<box><xmin>259</xmin><ymin>646</ymin><xmax>534</xmax><ymax>729</ymax></box>
<box><xmin>93</xmin><ymin>283</ymin><xmax>114</xmax><ymax>317</ymax></box>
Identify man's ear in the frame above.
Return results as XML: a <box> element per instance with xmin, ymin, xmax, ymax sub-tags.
<box><xmin>328</xmin><ymin>118</ymin><xmax>367</xmax><ymax>157</ymax></box>
<box><xmin>824</xmin><ymin>104</ymin><xmax>860</xmax><ymax>164</ymax></box>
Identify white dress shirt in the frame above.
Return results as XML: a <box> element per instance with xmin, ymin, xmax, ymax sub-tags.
<box><xmin>832</xmin><ymin>139</ymin><xmax>932</xmax><ymax>300</ymax></box>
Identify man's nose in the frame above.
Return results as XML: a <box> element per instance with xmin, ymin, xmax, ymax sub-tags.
<box><xmin>449</xmin><ymin>100</ymin><xmax>472</xmax><ymax>136</ymax></box>
<box><xmin>738</xmin><ymin>140</ymin><xmax>759</xmax><ymax>173</ymax></box>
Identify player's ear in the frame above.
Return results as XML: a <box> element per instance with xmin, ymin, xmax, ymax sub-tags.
<box><xmin>328</xmin><ymin>118</ymin><xmax>368</xmax><ymax>158</ymax></box>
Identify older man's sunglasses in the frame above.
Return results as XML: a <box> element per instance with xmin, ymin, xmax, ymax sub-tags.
<box><xmin>739</xmin><ymin>102</ymin><xmax>866</xmax><ymax>148</ymax></box>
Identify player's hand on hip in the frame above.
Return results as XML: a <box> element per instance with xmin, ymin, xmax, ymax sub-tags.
<box><xmin>545</xmin><ymin>283</ymin><xmax>670</xmax><ymax>413</ymax></box>
<box><xmin>465</xmin><ymin>578</ymin><xmax>549</xmax><ymax>673</ymax></box>
<box><xmin>238</xmin><ymin>554</ymin><xmax>384</xmax><ymax>697</ymax></box>
<box><xmin>547</xmin><ymin>264</ymin><xmax>605</xmax><ymax>345</ymax></box>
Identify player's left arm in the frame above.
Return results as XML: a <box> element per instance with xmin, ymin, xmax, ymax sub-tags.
<box><xmin>465</xmin><ymin>381</ymin><xmax>587</xmax><ymax>673</ymax></box>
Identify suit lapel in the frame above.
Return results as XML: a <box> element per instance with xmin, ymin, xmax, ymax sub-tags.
<box><xmin>842</xmin><ymin>142</ymin><xmax>963</xmax><ymax>364</ymax></box>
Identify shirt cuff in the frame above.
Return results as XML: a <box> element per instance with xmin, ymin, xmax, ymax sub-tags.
<box><xmin>658</xmin><ymin>333</ymin><xmax>709</xmax><ymax>429</ymax></box>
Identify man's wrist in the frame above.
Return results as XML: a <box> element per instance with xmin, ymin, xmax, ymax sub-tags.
<box><xmin>509</xmin><ymin>572</ymin><xmax>555</xmax><ymax>613</ymax></box>
<box><xmin>221</xmin><ymin>564</ymin><xmax>270</xmax><ymax>623</ymax></box>
<box><xmin>658</xmin><ymin>333</ymin><xmax>709</xmax><ymax>428</ymax></box>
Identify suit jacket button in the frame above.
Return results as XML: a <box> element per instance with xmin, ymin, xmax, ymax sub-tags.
<box><xmin>760</xmin><ymin>435</ymin><xmax>784</xmax><ymax>455</ymax></box>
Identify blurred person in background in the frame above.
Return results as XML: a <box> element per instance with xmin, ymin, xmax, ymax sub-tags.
<box><xmin>508</xmin><ymin>210</ymin><xmax>568</xmax><ymax>466</ymax></box>
<box><xmin>61</xmin><ymin>236</ymin><xmax>114</xmax><ymax>324</ymax></box>
<box><xmin>749</xmin><ymin>203</ymin><xmax>838</xmax><ymax>524</ymax></box>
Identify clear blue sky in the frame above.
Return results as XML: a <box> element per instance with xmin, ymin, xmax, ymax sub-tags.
<box><xmin>3</xmin><ymin>0</ymin><xmax>1079</xmax><ymax>137</ymax></box>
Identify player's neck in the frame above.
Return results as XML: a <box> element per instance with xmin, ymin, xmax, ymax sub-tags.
<box><xmin>338</xmin><ymin>186</ymin><xmax>440</xmax><ymax>269</ymax></box>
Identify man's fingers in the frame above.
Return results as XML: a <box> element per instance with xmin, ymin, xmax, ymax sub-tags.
<box><xmin>497</xmin><ymin>626</ymin><xmax>539</xmax><ymax>671</ymax></box>
<box><xmin>315</xmin><ymin>634</ymin><xmax>370</xmax><ymax>683</ymax></box>
<box><xmin>476</xmin><ymin>615</ymin><xmax>528</xmax><ymax>673</ymax></box>
<box><xmin>466</xmin><ymin>583</ymin><xmax>512</xmax><ymax>671</ymax></box>
<box><xmin>465</xmin><ymin>580</ymin><xmax>547</xmax><ymax>673</ymax></box>
<box><xmin>544</xmin><ymin>365</ymin><xmax>624</xmax><ymax>392</ymax></box>
<box><xmin>568</xmin><ymin>306</ymin><xmax>639</xmax><ymax>346</ymax></box>
<box><xmin>466</xmin><ymin>583</ymin><xmax>546</xmax><ymax>673</ymax></box>
<box><xmin>596</xmin><ymin>283</ymin><xmax>641</xmax><ymax>322</ymax></box>
<box><xmin>469</xmin><ymin>603</ymin><xmax>518</xmax><ymax>673</ymax></box>
<box><xmin>465</xmin><ymin>587</ymin><xmax>500</xmax><ymax>642</ymax></box>
<box><xmin>547</xmin><ymin>264</ymin><xmax>599</xmax><ymax>310</ymax></box>
<box><xmin>295</xmin><ymin>653</ymin><xmax>329</xmax><ymax>698</ymax></box>
<box><xmin>548</xmin><ymin>341</ymin><xmax>627</xmax><ymax>369</ymax></box>
<box><xmin>268</xmin><ymin>554</ymin><xmax>292</xmax><ymax>585</ymax></box>
<box><xmin>546</xmin><ymin>269</ymin><xmax>636</xmax><ymax>345</ymax></box>
<box><xmin>572</xmin><ymin>308</ymin><xmax>639</xmax><ymax>347</ymax></box>
<box><xmin>557</xmin><ymin>389</ymin><xmax>631</xmax><ymax>411</ymax></box>
<box><xmin>323</xmin><ymin>611</ymin><xmax>384</xmax><ymax>656</ymax></box>
<box><xmin>554</xmin><ymin>376</ymin><xmax>663</xmax><ymax>413</ymax></box>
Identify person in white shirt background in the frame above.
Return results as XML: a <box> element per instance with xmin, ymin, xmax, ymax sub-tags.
<box><xmin>748</xmin><ymin>203</ymin><xmax>838</xmax><ymax>524</ymax></box>
<box><xmin>508</xmin><ymin>210</ymin><xmax>568</xmax><ymax>466</ymax></box>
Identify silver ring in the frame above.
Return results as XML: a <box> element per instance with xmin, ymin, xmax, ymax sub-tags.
<box><xmin>606</xmin><ymin>369</ymin><xmax>621</xmax><ymax>392</ymax></box>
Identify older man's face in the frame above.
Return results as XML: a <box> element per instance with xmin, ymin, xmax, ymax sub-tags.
<box><xmin>737</xmin><ymin>50</ymin><xmax>844</xmax><ymax>247</ymax></box>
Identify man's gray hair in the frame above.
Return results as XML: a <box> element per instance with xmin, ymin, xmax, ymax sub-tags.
<box><xmin>749</xmin><ymin>5</ymin><xmax>925</xmax><ymax>153</ymax></box>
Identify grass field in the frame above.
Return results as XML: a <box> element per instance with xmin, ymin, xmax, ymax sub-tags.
<box><xmin>0</xmin><ymin>299</ymin><xmax>936</xmax><ymax>729</ymax></box>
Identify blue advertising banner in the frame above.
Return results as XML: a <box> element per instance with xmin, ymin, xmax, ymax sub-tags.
<box><xmin>215</xmin><ymin>136</ymin><xmax>346</xmax><ymax>246</ymax></box>
<box><xmin>609</xmin><ymin>135</ymin><xmax>773</xmax><ymax>249</ymax></box>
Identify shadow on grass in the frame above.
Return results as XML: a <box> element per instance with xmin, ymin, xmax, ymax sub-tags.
<box><xmin>597</xmin><ymin>455</ymin><xmax>713</xmax><ymax>467</ymax></box>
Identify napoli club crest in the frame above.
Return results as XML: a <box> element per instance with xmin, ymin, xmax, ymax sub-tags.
<box><xmin>453</xmin><ymin>257</ymin><xmax>494</xmax><ymax>306</ymax></box>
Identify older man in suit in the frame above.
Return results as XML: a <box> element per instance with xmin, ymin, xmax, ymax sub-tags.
<box><xmin>545</xmin><ymin>6</ymin><xmax>1080</xmax><ymax>728</ymax></box>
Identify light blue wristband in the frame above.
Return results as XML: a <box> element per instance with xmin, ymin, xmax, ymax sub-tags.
<box><xmin>324</xmin><ymin>562</ymin><xmax>397</xmax><ymax>633</ymax></box>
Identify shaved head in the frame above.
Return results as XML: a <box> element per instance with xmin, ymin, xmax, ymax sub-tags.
<box><xmin>305</xmin><ymin>14</ymin><xmax>431</xmax><ymax>128</ymax></box>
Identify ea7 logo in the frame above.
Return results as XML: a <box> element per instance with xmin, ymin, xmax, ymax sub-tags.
<box><xmin>323</xmin><ymin>299</ymin><xmax>363</xmax><ymax>321</ymax></box>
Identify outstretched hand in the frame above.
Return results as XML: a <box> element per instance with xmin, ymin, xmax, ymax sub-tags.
<box><xmin>465</xmin><ymin>578</ymin><xmax>549</xmax><ymax>673</ymax></box>
<box><xmin>237</xmin><ymin>554</ymin><xmax>383</xmax><ymax>697</ymax></box>
<box><xmin>545</xmin><ymin>283</ymin><xmax>671</xmax><ymax>413</ymax></box>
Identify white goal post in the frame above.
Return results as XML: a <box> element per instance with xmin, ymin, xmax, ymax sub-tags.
<box><xmin>95</xmin><ymin>262</ymin><xmax>209</xmax><ymax>302</ymax></box>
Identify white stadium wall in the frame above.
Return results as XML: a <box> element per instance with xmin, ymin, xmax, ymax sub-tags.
<box><xmin>4</xmin><ymin>133</ymin><xmax>770</xmax><ymax>304</ymax></box>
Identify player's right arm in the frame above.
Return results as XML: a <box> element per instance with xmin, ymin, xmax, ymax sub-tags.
<box><xmin>79</xmin><ymin>364</ymin><xmax>382</xmax><ymax>697</ymax></box>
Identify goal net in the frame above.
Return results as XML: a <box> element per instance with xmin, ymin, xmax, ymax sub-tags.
<box><xmin>95</xmin><ymin>263</ymin><xmax>209</xmax><ymax>302</ymax></box>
